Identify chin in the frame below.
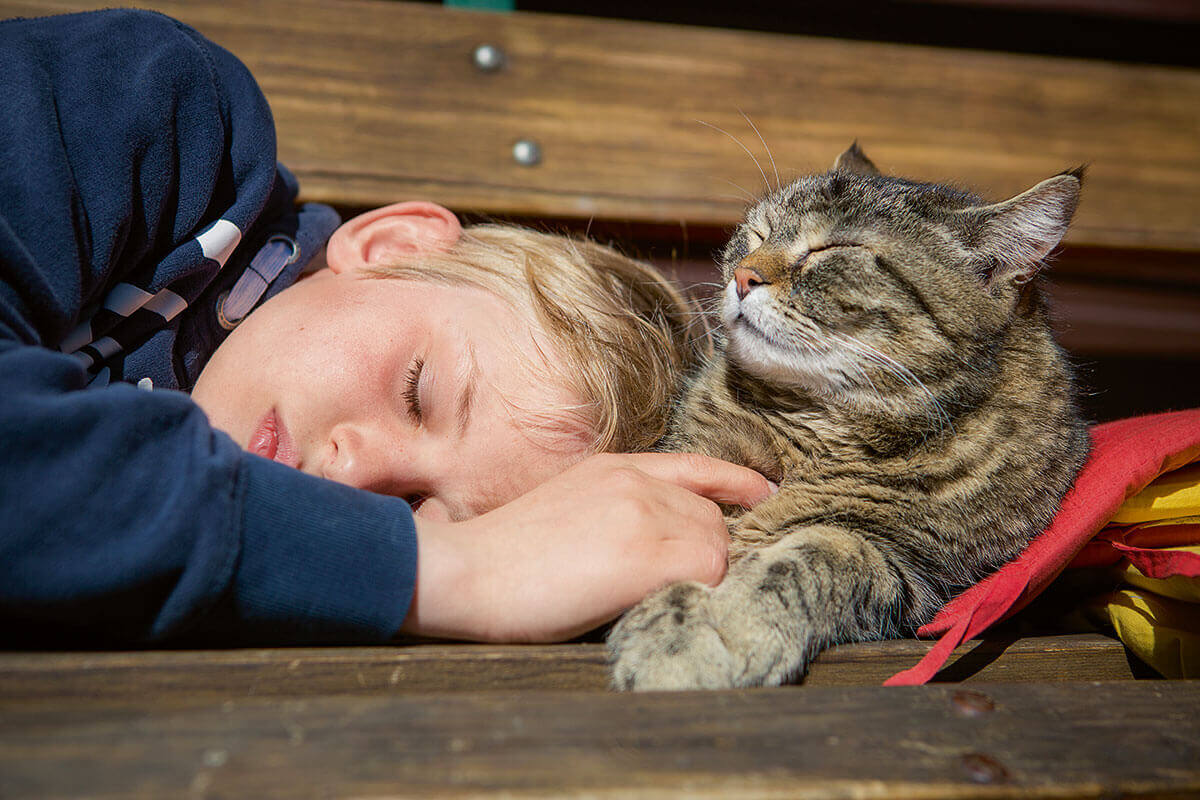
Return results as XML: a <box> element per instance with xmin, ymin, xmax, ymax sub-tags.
<box><xmin>722</xmin><ymin>292</ymin><xmax>850</xmax><ymax>399</ymax></box>
<box><xmin>726</xmin><ymin>323</ymin><xmax>846</xmax><ymax>398</ymax></box>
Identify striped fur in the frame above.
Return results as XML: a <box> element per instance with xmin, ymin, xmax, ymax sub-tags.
<box><xmin>608</xmin><ymin>146</ymin><xmax>1090</xmax><ymax>690</ymax></box>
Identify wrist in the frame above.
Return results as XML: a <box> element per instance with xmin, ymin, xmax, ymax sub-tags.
<box><xmin>398</xmin><ymin>517</ymin><xmax>486</xmax><ymax>640</ymax></box>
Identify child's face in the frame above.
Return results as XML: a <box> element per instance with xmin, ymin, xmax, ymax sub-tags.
<box><xmin>191</xmin><ymin>268</ymin><xmax>592</xmax><ymax>522</ymax></box>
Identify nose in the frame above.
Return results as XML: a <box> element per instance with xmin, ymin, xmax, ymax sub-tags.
<box><xmin>733</xmin><ymin>267</ymin><xmax>768</xmax><ymax>300</ymax></box>
<box><xmin>323</xmin><ymin>422</ymin><xmax>422</xmax><ymax>498</ymax></box>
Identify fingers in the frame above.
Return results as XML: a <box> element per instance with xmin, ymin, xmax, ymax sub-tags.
<box><xmin>636</xmin><ymin>477</ymin><xmax>729</xmax><ymax>585</ymax></box>
<box><xmin>656</xmin><ymin>524</ymin><xmax>729</xmax><ymax>587</ymax></box>
<box><xmin>600</xmin><ymin>452</ymin><xmax>775</xmax><ymax>508</ymax></box>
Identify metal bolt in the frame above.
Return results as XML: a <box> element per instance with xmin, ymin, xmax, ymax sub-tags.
<box><xmin>512</xmin><ymin>139</ymin><xmax>542</xmax><ymax>167</ymax></box>
<box><xmin>961</xmin><ymin>752</ymin><xmax>1009</xmax><ymax>784</ymax></box>
<box><xmin>472</xmin><ymin>43</ymin><xmax>506</xmax><ymax>73</ymax></box>
<box><xmin>951</xmin><ymin>690</ymin><xmax>996</xmax><ymax>717</ymax></box>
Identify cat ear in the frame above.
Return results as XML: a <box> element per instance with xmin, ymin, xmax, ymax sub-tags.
<box><xmin>832</xmin><ymin>141</ymin><xmax>881</xmax><ymax>176</ymax></box>
<box><xmin>958</xmin><ymin>167</ymin><xmax>1084</xmax><ymax>285</ymax></box>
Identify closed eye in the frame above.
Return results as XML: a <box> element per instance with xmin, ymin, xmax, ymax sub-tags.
<box><xmin>745</xmin><ymin>225</ymin><xmax>769</xmax><ymax>252</ymax></box>
<box><xmin>404</xmin><ymin>357</ymin><xmax>423</xmax><ymax>424</ymax></box>
<box><xmin>799</xmin><ymin>242</ymin><xmax>861</xmax><ymax>265</ymax></box>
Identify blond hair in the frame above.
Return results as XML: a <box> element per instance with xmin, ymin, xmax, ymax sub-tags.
<box><xmin>371</xmin><ymin>224</ymin><xmax>705</xmax><ymax>453</ymax></box>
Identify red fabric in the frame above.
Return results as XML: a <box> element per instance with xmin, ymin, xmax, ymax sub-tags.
<box><xmin>884</xmin><ymin>408</ymin><xmax>1200</xmax><ymax>686</ymax></box>
<box><xmin>1071</xmin><ymin>525</ymin><xmax>1200</xmax><ymax>568</ymax></box>
<box><xmin>1102</xmin><ymin>540</ymin><xmax>1200</xmax><ymax>579</ymax></box>
<box><xmin>1071</xmin><ymin>524</ymin><xmax>1200</xmax><ymax>575</ymax></box>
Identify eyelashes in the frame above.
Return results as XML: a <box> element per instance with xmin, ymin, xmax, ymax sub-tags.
<box><xmin>404</xmin><ymin>358</ymin><xmax>424</xmax><ymax>424</ymax></box>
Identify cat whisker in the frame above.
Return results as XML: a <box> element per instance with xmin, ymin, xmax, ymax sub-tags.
<box><xmin>830</xmin><ymin>332</ymin><xmax>953</xmax><ymax>434</ymax></box>
<box><xmin>740</xmin><ymin>110</ymin><xmax>780</xmax><ymax>193</ymax></box>
<box><xmin>842</xmin><ymin>359</ymin><xmax>885</xmax><ymax>408</ymax></box>
<box><xmin>711</xmin><ymin>191</ymin><xmax>759</xmax><ymax>206</ymax></box>
<box><xmin>717</xmin><ymin>178</ymin><xmax>759</xmax><ymax>205</ymax></box>
<box><xmin>696</xmin><ymin>118</ymin><xmax>771</xmax><ymax>194</ymax></box>
<box><xmin>829</xmin><ymin>355</ymin><xmax>881</xmax><ymax>405</ymax></box>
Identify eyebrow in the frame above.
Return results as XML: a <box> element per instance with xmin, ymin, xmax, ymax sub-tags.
<box><xmin>455</xmin><ymin>340</ymin><xmax>480</xmax><ymax>437</ymax></box>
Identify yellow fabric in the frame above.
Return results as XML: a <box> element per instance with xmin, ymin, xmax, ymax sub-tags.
<box><xmin>1118</xmin><ymin>545</ymin><xmax>1200</xmax><ymax>603</ymax></box>
<box><xmin>1111</xmin><ymin>463</ymin><xmax>1200</xmax><ymax>523</ymax></box>
<box><xmin>1088</xmin><ymin>589</ymin><xmax>1200</xmax><ymax>679</ymax></box>
<box><xmin>1080</xmin><ymin>470</ymin><xmax>1200</xmax><ymax>677</ymax></box>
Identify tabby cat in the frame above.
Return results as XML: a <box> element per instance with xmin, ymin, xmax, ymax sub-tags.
<box><xmin>608</xmin><ymin>144</ymin><xmax>1090</xmax><ymax>690</ymax></box>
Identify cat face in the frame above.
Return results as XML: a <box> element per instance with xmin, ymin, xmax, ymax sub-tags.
<box><xmin>716</xmin><ymin>145</ymin><xmax>1081</xmax><ymax>406</ymax></box>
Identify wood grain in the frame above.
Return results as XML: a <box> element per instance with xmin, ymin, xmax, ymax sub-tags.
<box><xmin>0</xmin><ymin>634</ymin><xmax>1138</xmax><ymax>709</ymax></box>
<box><xmin>2</xmin><ymin>0</ymin><xmax>1198</xmax><ymax>252</ymax></box>
<box><xmin>0</xmin><ymin>681</ymin><xmax>1197</xmax><ymax>798</ymax></box>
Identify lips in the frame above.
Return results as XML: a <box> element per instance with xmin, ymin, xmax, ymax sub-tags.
<box><xmin>248</xmin><ymin>408</ymin><xmax>299</xmax><ymax>468</ymax></box>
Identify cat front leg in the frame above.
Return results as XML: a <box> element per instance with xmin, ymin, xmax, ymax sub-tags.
<box><xmin>607</xmin><ymin>525</ymin><xmax>905</xmax><ymax>691</ymax></box>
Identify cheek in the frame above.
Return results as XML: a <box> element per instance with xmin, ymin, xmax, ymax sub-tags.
<box><xmin>191</xmin><ymin>317</ymin><xmax>288</xmax><ymax>436</ymax></box>
<box><xmin>797</xmin><ymin>261</ymin><xmax>890</xmax><ymax>323</ymax></box>
<box><xmin>294</xmin><ymin>295</ymin><xmax>404</xmax><ymax>391</ymax></box>
<box><xmin>466</xmin><ymin>405</ymin><xmax>593</xmax><ymax>513</ymax></box>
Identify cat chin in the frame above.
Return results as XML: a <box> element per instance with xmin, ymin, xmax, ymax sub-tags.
<box><xmin>725</xmin><ymin>323</ymin><xmax>848</xmax><ymax>398</ymax></box>
<box><xmin>721</xmin><ymin>283</ymin><xmax>857</xmax><ymax>400</ymax></box>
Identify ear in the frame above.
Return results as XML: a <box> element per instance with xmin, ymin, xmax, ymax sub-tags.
<box><xmin>956</xmin><ymin>168</ymin><xmax>1083</xmax><ymax>285</ymax></box>
<box><xmin>832</xmin><ymin>141</ymin><xmax>881</xmax><ymax>176</ymax></box>
<box><xmin>324</xmin><ymin>201</ymin><xmax>462</xmax><ymax>275</ymax></box>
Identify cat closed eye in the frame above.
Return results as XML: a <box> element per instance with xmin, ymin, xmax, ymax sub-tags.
<box><xmin>745</xmin><ymin>227</ymin><xmax>769</xmax><ymax>251</ymax></box>
<box><xmin>796</xmin><ymin>242</ymin><xmax>857</xmax><ymax>267</ymax></box>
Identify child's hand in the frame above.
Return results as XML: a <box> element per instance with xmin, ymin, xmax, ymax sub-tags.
<box><xmin>398</xmin><ymin>452</ymin><xmax>774</xmax><ymax>642</ymax></box>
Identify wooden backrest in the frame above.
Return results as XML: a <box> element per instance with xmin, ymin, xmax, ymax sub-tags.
<box><xmin>8</xmin><ymin>0</ymin><xmax>1199</xmax><ymax>252</ymax></box>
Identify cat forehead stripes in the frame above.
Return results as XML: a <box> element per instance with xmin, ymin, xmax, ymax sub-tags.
<box><xmin>754</xmin><ymin>171</ymin><xmax>984</xmax><ymax>233</ymax></box>
<box><xmin>727</xmin><ymin>144</ymin><xmax>1081</xmax><ymax>293</ymax></box>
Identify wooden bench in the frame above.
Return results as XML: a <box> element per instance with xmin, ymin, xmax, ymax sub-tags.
<box><xmin>2</xmin><ymin>633</ymin><xmax>1194</xmax><ymax>797</ymax></box>
<box><xmin>2</xmin><ymin>0</ymin><xmax>1198</xmax><ymax>797</ymax></box>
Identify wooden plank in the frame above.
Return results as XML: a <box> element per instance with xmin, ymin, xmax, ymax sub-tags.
<box><xmin>2</xmin><ymin>0</ymin><xmax>1198</xmax><ymax>252</ymax></box>
<box><xmin>0</xmin><ymin>634</ymin><xmax>1137</xmax><ymax>709</ymax></box>
<box><xmin>0</xmin><ymin>682</ymin><xmax>1197</xmax><ymax>798</ymax></box>
<box><xmin>806</xmin><ymin>632</ymin><xmax>1141</xmax><ymax>686</ymax></box>
<box><xmin>0</xmin><ymin>644</ymin><xmax>609</xmax><ymax>708</ymax></box>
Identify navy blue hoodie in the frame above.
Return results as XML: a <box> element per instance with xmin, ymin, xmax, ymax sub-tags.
<box><xmin>0</xmin><ymin>9</ymin><xmax>416</xmax><ymax>644</ymax></box>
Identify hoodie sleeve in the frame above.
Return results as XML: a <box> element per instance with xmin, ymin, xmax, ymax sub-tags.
<box><xmin>0</xmin><ymin>9</ymin><xmax>417</xmax><ymax>645</ymax></box>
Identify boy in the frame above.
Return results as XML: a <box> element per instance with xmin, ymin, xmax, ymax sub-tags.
<box><xmin>0</xmin><ymin>8</ymin><xmax>770</xmax><ymax>645</ymax></box>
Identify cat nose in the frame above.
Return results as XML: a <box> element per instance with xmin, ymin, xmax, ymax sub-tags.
<box><xmin>733</xmin><ymin>267</ymin><xmax>768</xmax><ymax>300</ymax></box>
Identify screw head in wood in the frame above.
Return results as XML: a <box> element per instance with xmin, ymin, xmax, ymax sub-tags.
<box><xmin>951</xmin><ymin>690</ymin><xmax>996</xmax><ymax>716</ymax></box>
<box><xmin>961</xmin><ymin>752</ymin><xmax>1009</xmax><ymax>784</ymax></box>
<box><xmin>472</xmin><ymin>44</ymin><xmax>506</xmax><ymax>73</ymax></box>
<box><xmin>512</xmin><ymin>139</ymin><xmax>542</xmax><ymax>167</ymax></box>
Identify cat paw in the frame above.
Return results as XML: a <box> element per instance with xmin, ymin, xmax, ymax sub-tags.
<box><xmin>607</xmin><ymin>581</ymin><xmax>742</xmax><ymax>691</ymax></box>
